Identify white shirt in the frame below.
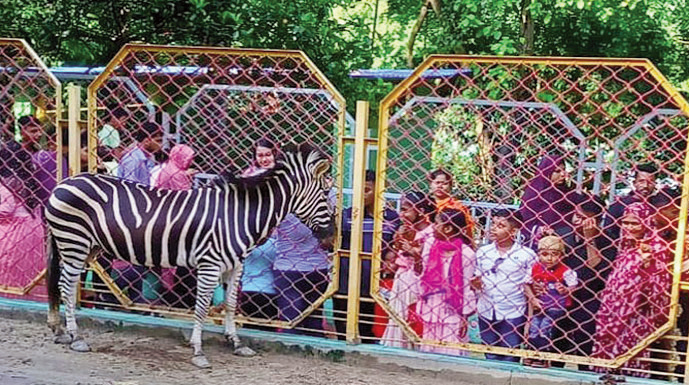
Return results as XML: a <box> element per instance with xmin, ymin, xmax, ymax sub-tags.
<box><xmin>475</xmin><ymin>242</ymin><xmax>537</xmax><ymax>321</ymax></box>
<box><xmin>149</xmin><ymin>164</ymin><xmax>164</xmax><ymax>186</ymax></box>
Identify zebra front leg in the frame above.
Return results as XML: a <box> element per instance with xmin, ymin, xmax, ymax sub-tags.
<box><xmin>189</xmin><ymin>265</ymin><xmax>219</xmax><ymax>369</ymax></box>
<box><xmin>56</xmin><ymin>263</ymin><xmax>91</xmax><ymax>352</ymax></box>
<box><xmin>223</xmin><ymin>264</ymin><xmax>255</xmax><ymax>357</ymax></box>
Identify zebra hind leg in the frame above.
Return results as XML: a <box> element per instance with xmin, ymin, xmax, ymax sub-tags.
<box><xmin>56</xmin><ymin>252</ymin><xmax>91</xmax><ymax>352</ymax></box>
<box><xmin>189</xmin><ymin>264</ymin><xmax>219</xmax><ymax>369</ymax></box>
<box><xmin>46</xmin><ymin>232</ymin><xmax>64</xmax><ymax>337</ymax></box>
<box><xmin>223</xmin><ymin>264</ymin><xmax>256</xmax><ymax>357</ymax></box>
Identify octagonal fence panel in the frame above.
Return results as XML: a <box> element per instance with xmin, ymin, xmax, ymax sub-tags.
<box><xmin>83</xmin><ymin>44</ymin><xmax>346</xmax><ymax>333</ymax></box>
<box><xmin>0</xmin><ymin>39</ymin><xmax>62</xmax><ymax>302</ymax></box>
<box><xmin>373</xmin><ymin>56</ymin><xmax>689</xmax><ymax>379</ymax></box>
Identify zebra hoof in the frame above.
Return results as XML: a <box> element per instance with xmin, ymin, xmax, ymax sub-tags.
<box><xmin>191</xmin><ymin>354</ymin><xmax>211</xmax><ymax>369</ymax></box>
<box><xmin>69</xmin><ymin>338</ymin><xmax>91</xmax><ymax>352</ymax></box>
<box><xmin>234</xmin><ymin>346</ymin><xmax>256</xmax><ymax>357</ymax></box>
<box><xmin>54</xmin><ymin>333</ymin><xmax>72</xmax><ymax>345</ymax></box>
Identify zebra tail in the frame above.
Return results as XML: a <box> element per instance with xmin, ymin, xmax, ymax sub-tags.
<box><xmin>46</xmin><ymin>232</ymin><xmax>61</xmax><ymax>313</ymax></box>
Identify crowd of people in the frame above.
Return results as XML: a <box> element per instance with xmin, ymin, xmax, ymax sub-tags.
<box><xmin>373</xmin><ymin>157</ymin><xmax>682</xmax><ymax>379</ymax></box>
<box><xmin>0</xmin><ymin>112</ymin><xmax>686</xmax><ymax>380</ymax></box>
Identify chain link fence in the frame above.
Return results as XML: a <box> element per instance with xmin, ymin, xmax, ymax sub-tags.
<box><xmin>374</xmin><ymin>56</ymin><xmax>689</xmax><ymax>380</ymax></box>
<box><xmin>0</xmin><ymin>39</ymin><xmax>62</xmax><ymax>301</ymax></box>
<box><xmin>4</xmin><ymin>38</ymin><xmax>689</xmax><ymax>382</ymax></box>
<box><xmin>81</xmin><ymin>45</ymin><xmax>345</xmax><ymax>334</ymax></box>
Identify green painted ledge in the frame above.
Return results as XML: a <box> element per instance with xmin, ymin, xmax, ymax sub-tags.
<box><xmin>0</xmin><ymin>297</ymin><xmax>672</xmax><ymax>385</ymax></box>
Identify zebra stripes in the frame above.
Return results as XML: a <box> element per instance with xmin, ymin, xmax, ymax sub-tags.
<box><xmin>46</xmin><ymin>144</ymin><xmax>333</xmax><ymax>368</ymax></box>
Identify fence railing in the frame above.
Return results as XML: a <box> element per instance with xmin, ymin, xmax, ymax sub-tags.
<box><xmin>1</xmin><ymin>39</ymin><xmax>689</xmax><ymax>382</ymax></box>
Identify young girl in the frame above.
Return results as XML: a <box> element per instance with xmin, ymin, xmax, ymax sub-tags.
<box><xmin>428</xmin><ymin>169</ymin><xmax>475</xmax><ymax>245</ymax></box>
<box><xmin>417</xmin><ymin>208</ymin><xmax>476</xmax><ymax>355</ymax></box>
<box><xmin>381</xmin><ymin>191</ymin><xmax>434</xmax><ymax>347</ymax></box>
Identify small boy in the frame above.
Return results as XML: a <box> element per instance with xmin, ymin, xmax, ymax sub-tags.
<box><xmin>471</xmin><ymin>210</ymin><xmax>537</xmax><ymax>362</ymax></box>
<box><xmin>525</xmin><ymin>235</ymin><xmax>578</xmax><ymax>367</ymax></box>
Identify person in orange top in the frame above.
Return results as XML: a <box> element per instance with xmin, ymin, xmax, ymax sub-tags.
<box><xmin>429</xmin><ymin>169</ymin><xmax>475</xmax><ymax>247</ymax></box>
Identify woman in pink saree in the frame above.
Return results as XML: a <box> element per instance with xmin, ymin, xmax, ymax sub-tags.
<box><xmin>0</xmin><ymin>116</ymin><xmax>47</xmax><ymax>300</ymax></box>
<box><xmin>154</xmin><ymin>144</ymin><xmax>196</xmax><ymax>302</ymax></box>
<box><xmin>591</xmin><ymin>202</ymin><xmax>671</xmax><ymax>377</ymax></box>
<box><xmin>0</xmin><ymin>181</ymin><xmax>45</xmax><ymax>296</ymax></box>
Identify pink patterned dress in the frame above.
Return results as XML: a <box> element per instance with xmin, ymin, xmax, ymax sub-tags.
<box><xmin>591</xmin><ymin>203</ymin><xmax>671</xmax><ymax>377</ymax></box>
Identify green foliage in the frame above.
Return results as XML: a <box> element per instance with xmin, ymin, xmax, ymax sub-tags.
<box><xmin>1</xmin><ymin>0</ymin><xmax>689</xmax><ymax>128</ymax></box>
<box><xmin>431</xmin><ymin>104</ymin><xmax>485</xmax><ymax>199</ymax></box>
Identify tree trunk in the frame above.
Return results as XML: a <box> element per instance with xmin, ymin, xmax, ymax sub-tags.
<box><xmin>406</xmin><ymin>2</ymin><xmax>429</xmax><ymax>68</ymax></box>
<box><xmin>520</xmin><ymin>0</ymin><xmax>534</xmax><ymax>55</ymax></box>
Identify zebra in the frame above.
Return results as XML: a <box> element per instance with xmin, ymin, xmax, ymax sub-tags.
<box><xmin>45</xmin><ymin>144</ymin><xmax>334</xmax><ymax>368</ymax></box>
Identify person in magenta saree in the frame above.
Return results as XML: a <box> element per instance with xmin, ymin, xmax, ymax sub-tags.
<box><xmin>591</xmin><ymin>202</ymin><xmax>671</xmax><ymax>377</ymax></box>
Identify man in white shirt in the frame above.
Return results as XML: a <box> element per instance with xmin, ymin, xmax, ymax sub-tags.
<box><xmin>471</xmin><ymin>210</ymin><xmax>536</xmax><ymax>362</ymax></box>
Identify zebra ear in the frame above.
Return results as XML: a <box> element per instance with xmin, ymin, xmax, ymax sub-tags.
<box><xmin>312</xmin><ymin>157</ymin><xmax>330</xmax><ymax>178</ymax></box>
<box><xmin>281</xmin><ymin>143</ymin><xmax>298</xmax><ymax>154</ymax></box>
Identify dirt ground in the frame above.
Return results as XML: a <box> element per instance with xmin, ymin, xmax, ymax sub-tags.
<box><xmin>0</xmin><ymin>314</ymin><xmax>479</xmax><ymax>385</ymax></box>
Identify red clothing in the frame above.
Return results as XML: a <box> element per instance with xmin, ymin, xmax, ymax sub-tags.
<box><xmin>372</xmin><ymin>277</ymin><xmax>394</xmax><ymax>338</ymax></box>
<box><xmin>531</xmin><ymin>262</ymin><xmax>572</xmax><ymax>308</ymax></box>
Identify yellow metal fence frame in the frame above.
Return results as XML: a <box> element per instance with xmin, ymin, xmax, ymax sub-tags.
<box><xmin>373</xmin><ymin>55</ymin><xmax>689</xmax><ymax>370</ymax></box>
<box><xmin>84</xmin><ymin>43</ymin><xmax>347</xmax><ymax>330</ymax></box>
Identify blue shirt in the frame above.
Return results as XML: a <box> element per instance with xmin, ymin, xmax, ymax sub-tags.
<box><xmin>241</xmin><ymin>238</ymin><xmax>277</xmax><ymax>294</ymax></box>
<box><xmin>273</xmin><ymin>214</ymin><xmax>330</xmax><ymax>272</ymax></box>
<box><xmin>118</xmin><ymin>146</ymin><xmax>154</xmax><ymax>185</ymax></box>
<box><xmin>338</xmin><ymin>207</ymin><xmax>400</xmax><ymax>296</ymax></box>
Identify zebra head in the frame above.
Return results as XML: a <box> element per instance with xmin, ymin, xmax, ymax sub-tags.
<box><xmin>281</xmin><ymin>144</ymin><xmax>334</xmax><ymax>240</ymax></box>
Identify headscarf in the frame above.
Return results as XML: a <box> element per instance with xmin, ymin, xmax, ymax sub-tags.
<box><xmin>518</xmin><ymin>155</ymin><xmax>576</xmax><ymax>231</ymax></box>
<box><xmin>435</xmin><ymin>197</ymin><xmax>475</xmax><ymax>243</ymax></box>
<box><xmin>420</xmin><ymin>237</ymin><xmax>464</xmax><ymax>311</ymax></box>
<box><xmin>156</xmin><ymin>144</ymin><xmax>195</xmax><ymax>191</ymax></box>
<box><xmin>623</xmin><ymin>202</ymin><xmax>654</xmax><ymax>229</ymax></box>
<box><xmin>619</xmin><ymin>202</ymin><xmax>657</xmax><ymax>249</ymax></box>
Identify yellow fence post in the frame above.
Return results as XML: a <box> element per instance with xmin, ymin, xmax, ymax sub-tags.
<box><xmin>67</xmin><ymin>83</ymin><xmax>82</xmax><ymax>304</ymax></box>
<box><xmin>67</xmin><ymin>84</ymin><xmax>81</xmax><ymax>177</ymax></box>
<box><xmin>346</xmin><ymin>101</ymin><xmax>370</xmax><ymax>343</ymax></box>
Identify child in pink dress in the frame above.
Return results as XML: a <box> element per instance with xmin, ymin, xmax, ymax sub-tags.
<box><xmin>381</xmin><ymin>191</ymin><xmax>434</xmax><ymax>347</ymax></box>
<box><xmin>416</xmin><ymin>208</ymin><xmax>476</xmax><ymax>355</ymax></box>
<box><xmin>154</xmin><ymin>144</ymin><xmax>195</xmax><ymax>303</ymax></box>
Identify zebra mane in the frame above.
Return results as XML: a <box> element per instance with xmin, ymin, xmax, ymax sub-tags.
<box><xmin>214</xmin><ymin>163</ymin><xmax>287</xmax><ymax>189</ymax></box>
